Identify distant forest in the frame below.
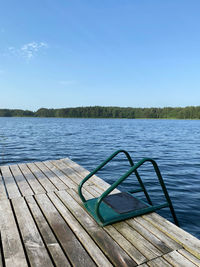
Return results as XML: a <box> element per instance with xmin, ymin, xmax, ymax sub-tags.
<box><xmin>1</xmin><ymin>106</ymin><xmax>200</xmax><ymax>119</ymax></box>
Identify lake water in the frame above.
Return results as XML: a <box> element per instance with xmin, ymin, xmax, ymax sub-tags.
<box><xmin>0</xmin><ymin>117</ymin><xmax>200</xmax><ymax>238</ymax></box>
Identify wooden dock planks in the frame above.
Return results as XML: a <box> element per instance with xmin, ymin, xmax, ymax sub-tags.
<box><xmin>143</xmin><ymin>212</ymin><xmax>200</xmax><ymax>259</ymax></box>
<box><xmin>35</xmin><ymin>193</ymin><xmax>96</xmax><ymax>267</ymax></box>
<box><xmin>25</xmin><ymin>195</ymin><xmax>69</xmax><ymax>267</ymax></box>
<box><xmin>0</xmin><ymin>172</ymin><xmax>7</xmax><ymax>200</ymax></box>
<box><xmin>0</xmin><ymin>158</ymin><xmax>200</xmax><ymax>266</ymax></box>
<box><xmin>12</xmin><ymin>197</ymin><xmax>53</xmax><ymax>267</ymax></box>
<box><xmin>9</xmin><ymin>164</ymin><xmax>34</xmax><ymax>197</ymax></box>
<box><xmin>1</xmin><ymin>166</ymin><xmax>21</xmax><ymax>199</ymax></box>
<box><xmin>0</xmin><ymin>199</ymin><xmax>27</xmax><ymax>267</ymax></box>
<box><xmin>47</xmin><ymin>191</ymin><xmax>113</xmax><ymax>267</ymax></box>
<box><xmin>55</xmin><ymin>189</ymin><xmax>137</xmax><ymax>266</ymax></box>
<box><xmin>18</xmin><ymin>163</ymin><xmax>46</xmax><ymax>195</ymax></box>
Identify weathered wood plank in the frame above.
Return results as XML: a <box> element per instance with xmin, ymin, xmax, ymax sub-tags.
<box><xmin>84</xmin><ymin>184</ymin><xmax>103</xmax><ymax>198</ymax></box>
<box><xmin>0</xmin><ymin>199</ymin><xmax>27</xmax><ymax>267</ymax></box>
<box><xmin>0</xmin><ymin>166</ymin><xmax>21</xmax><ymax>199</ymax></box>
<box><xmin>56</xmin><ymin>189</ymin><xmax>137</xmax><ymax>266</ymax></box>
<box><xmin>51</xmin><ymin>159</ymin><xmax>87</xmax><ymax>185</ymax></box>
<box><xmin>72</xmin><ymin>176</ymin><xmax>161</xmax><ymax>264</ymax></box>
<box><xmin>1</xmin><ymin>158</ymin><xmax>200</xmax><ymax>267</ymax></box>
<box><xmin>25</xmin><ymin>195</ymin><xmax>70</xmax><ymax>267</ymax></box>
<box><xmin>114</xmin><ymin>221</ymin><xmax>162</xmax><ymax>260</ymax></box>
<box><xmin>0</xmin><ymin>172</ymin><xmax>7</xmax><ymax>200</ymax></box>
<box><xmin>12</xmin><ymin>197</ymin><xmax>53</xmax><ymax>267</ymax></box>
<box><xmin>9</xmin><ymin>165</ymin><xmax>34</xmax><ymax>197</ymax></box>
<box><xmin>86</xmin><ymin>183</ymin><xmax>118</xmax><ymax>197</ymax></box>
<box><xmin>61</xmin><ymin>157</ymin><xmax>119</xmax><ymax>193</ymax></box>
<box><xmin>73</xmin><ymin>177</ymin><xmax>164</xmax><ymax>263</ymax></box>
<box><xmin>47</xmin><ymin>191</ymin><xmax>113</xmax><ymax>267</ymax></box>
<box><xmin>67</xmin><ymin>187</ymin><xmax>147</xmax><ymax>265</ymax></box>
<box><xmin>26</xmin><ymin>163</ymin><xmax>56</xmax><ymax>192</ymax></box>
<box><xmin>0</xmin><ymin>242</ymin><xmax>3</xmax><ymax>267</ymax></box>
<box><xmin>104</xmin><ymin>224</ymin><xmax>147</xmax><ymax>265</ymax></box>
<box><xmin>63</xmin><ymin>159</ymin><xmax>200</xmax><ymax>263</ymax></box>
<box><xmin>43</xmin><ymin>160</ymin><xmax>77</xmax><ymax>188</ymax></box>
<box><xmin>178</xmin><ymin>248</ymin><xmax>200</xmax><ymax>266</ymax></box>
<box><xmin>134</xmin><ymin>216</ymin><xmax>182</xmax><ymax>251</ymax></box>
<box><xmin>126</xmin><ymin>219</ymin><xmax>172</xmax><ymax>254</ymax></box>
<box><xmin>35</xmin><ymin>193</ymin><xmax>96</xmax><ymax>267</ymax></box>
<box><xmin>56</xmin><ymin>159</ymin><xmax>117</xmax><ymax>196</ymax></box>
<box><xmin>18</xmin><ymin>163</ymin><xmax>45</xmax><ymax>194</ymax></box>
<box><xmin>35</xmin><ymin>161</ymin><xmax>68</xmax><ymax>190</ymax></box>
<box><xmin>143</xmin><ymin>212</ymin><xmax>200</xmax><ymax>259</ymax></box>
<box><xmin>80</xmin><ymin>170</ymin><xmax>182</xmax><ymax>258</ymax></box>
<box><xmin>146</xmin><ymin>257</ymin><xmax>171</xmax><ymax>267</ymax></box>
<box><xmin>163</xmin><ymin>250</ymin><xmax>197</xmax><ymax>267</ymax></box>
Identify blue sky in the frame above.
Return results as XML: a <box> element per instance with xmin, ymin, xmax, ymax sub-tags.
<box><xmin>0</xmin><ymin>0</ymin><xmax>200</xmax><ymax>111</ymax></box>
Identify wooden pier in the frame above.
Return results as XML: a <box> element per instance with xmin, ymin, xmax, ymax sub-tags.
<box><xmin>0</xmin><ymin>158</ymin><xmax>200</xmax><ymax>267</ymax></box>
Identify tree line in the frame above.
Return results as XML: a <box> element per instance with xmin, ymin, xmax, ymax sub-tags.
<box><xmin>1</xmin><ymin>106</ymin><xmax>200</xmax><ymax>119</ymax></box>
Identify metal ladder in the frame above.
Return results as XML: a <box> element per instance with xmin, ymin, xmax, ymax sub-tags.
<box><xmin>78</xmin><ymin>149</ymin><xmax>179</xmax><ymax>227</ymax></box>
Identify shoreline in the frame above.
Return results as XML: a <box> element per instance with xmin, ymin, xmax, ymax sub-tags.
<box><xmin>0</xmin><ymin>116</ymin><xmax>200</xmax><ymax>120</ymax></box>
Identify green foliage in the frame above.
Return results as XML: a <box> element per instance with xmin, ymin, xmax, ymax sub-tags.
<box><xmin>1</xmin><ymin>106</ymin><xmax>200</xmax><ymax>119</ymax></box>
<box><xmin>0</xmin><ymin>109</ymin><xmax>34</xmax><ymax>117</ymax></box>
<box><xmin>35</xmin><ymin>108</ymin><xmax>55</xmax><ymax>117</ymax></box>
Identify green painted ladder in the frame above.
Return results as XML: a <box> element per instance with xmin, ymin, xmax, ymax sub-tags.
<box><xmin>78</xmin><ymin>150</ymin><xmax>179</xmax><ymax>227</ymax></box>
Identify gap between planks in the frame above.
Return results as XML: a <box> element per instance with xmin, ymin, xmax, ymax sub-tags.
<box><xmin>1</xmin><ymin>158</ymin><xmax>200</xmax><ymax>266</ymax></box>
<box><xmin>55</xmin><ymin>157</ymin><xmax>200</xmax><ymax>262</ymax></box>
<box><xmin>49</xmin><ymin>159</ymin><xmax>181</xmax><ymax>264</ymax></box>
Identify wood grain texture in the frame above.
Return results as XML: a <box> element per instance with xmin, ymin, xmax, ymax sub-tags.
<box><xmin>25</xmin><ymin>195</ymin><xmax>70</xmax><ymax>267</ymax></box>
<box><xmin>35</xmin><ymin>193</ymin><xmax>96</xmax><ymax>267</ymax></box>
<box><xmin>61</xmin><ymin>157</ymin><xmax>119</xmax><ymax>193</ymax></box>
<box><xmin>27</xmin><ymin>163</ymin><xmax>56</xmax><ymax>192</ymax></box>
<box><xmin>146</xmin><ymin>257</ymin><xmax>171</xmax><ymax>267</ymax></box>
<box><xmin>35</xmin><ymin>161</ymin><xmax>68</xmax><ymax>190</ymax></box>
<box><xmin>163</xmin><ymin>250</ymin><xmax>197</xmax><ymax>267</ymax></box>
<box><xmin>18</xmin><ymin>163</ymin><xmax>45</xmax><ymax>194</ymax></box>
<box><xmin>126</xmin><ymin>219</ymin><xmax>172</xmax><ymax>254</ymax></box>
<box><xmin>114</xmin><ymin>221</ymin><xmax>162</xmax><ymax>260</ymax></box>
<box><xmin>0</xmin><ymin>199</ymin><xmax>27</xmax><ymax>267</ymax></box>
<box><xmin>143</xmin><ymin>212</ymin><xmax>200</xmax><ymax>259</ymax></box>
<box><xmin>56</xmin><ymin>189</ymin><xmax>137</xmax><ymax>266</ymax></box>
<box><xmin>0</xmin><ymin>172</ymin><xmax>7</xmax><ymax>200</ymax></box>
<box><xmin>47</xmin><ymin>191</ymin><xmax>113</xmax><ymax>267</ymax></box>
<box><xmin>0</xmin><ymin>166</ymin><xmax>21</xmax><ymax>199</ymax></box>
<box><xmin>12</xmin><ymin>197</ymin><xmax>53</xmax><ymax>267</ymax></box>
<box><xmin>178</xmin><ymin>248</ymin><xmax>200</xmax><ymax>266</ymax></box>
<box><xmin>43</xmin><ymin>160</ymin><xmax>77</xmax><ymax>188</ymax></box>
<box><xmin>0</xmin><ymin>244</ymin><xmax>3</xmax><ymax>267</ymax></box>
<box><xmin>134</xmin><ymin>216</ymin><xmax>182</xmax><ymax>251</ymax></box>
<box><xmin>70</xmin><ymin>173</ymin><xmax>164</xmax><ymax>263</ymax></box>
<box><xmin>67</xmin><ymin>187</ymin><xmax>147</xmax><ymax>265</ymax></box>
<box><xmin>64</xmin><ymin>157</ymin><xmax>200</xmax><ymax>264</ymax></box>
<box><xmin>10</xmin><ymin>165</ymin><xmax>34</xmax><ymax>197</ymax></box>
<box><xmin>51</xmin><ymin>159</ymin><xmax>86</xmax><ymax>185</ymax></box>
<box><xmin>1</xmin><ymin>158</ymin><xmax>200</xmax><ymax>267</ymax></box>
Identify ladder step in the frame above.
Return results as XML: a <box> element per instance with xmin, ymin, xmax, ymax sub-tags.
<box><xmin>103</xmin><ymin>192</ymin><xmax>148</xmax><ymax>214</ymax></box>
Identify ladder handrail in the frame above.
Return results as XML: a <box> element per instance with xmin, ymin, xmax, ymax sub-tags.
<box><xmin>78</xmin><ymin>149</ymin><xmax>134</xmax><ymax>203</ymax></box>
<box><xmin>78</xmin><ymin>150</ymin><xmax>179</xmax><ymax>226</ymax></box>
<box><xmin>95</xmin><ymin>158</ymin><xmax>179</xmax><ymax>226</ymax></box>
<box><xmin>78</xmin><ymin>149</ymin><xmax>151</xmax><ymax>204</ymax></box>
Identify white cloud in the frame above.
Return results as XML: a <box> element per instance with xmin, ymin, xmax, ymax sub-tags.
<box><xmin>6</xmin><ymin>42</ymin><xmax>48</xmax><ymax>60</ymax></box>
<box><xmin>8</xmin><ymin>46</ymin><xmax>18</xmax><ymax>55</ymax></box>
<box><xmin>21</xmin><ymin>42</ymin><xmax>48</xmax><ymax>59</ymax></box>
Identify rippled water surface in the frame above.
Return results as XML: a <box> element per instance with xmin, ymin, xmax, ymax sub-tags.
<box><xmin>0</xmin><ymin>117</ymin><xmax>200</xmax><ymax>238</ymax></box>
